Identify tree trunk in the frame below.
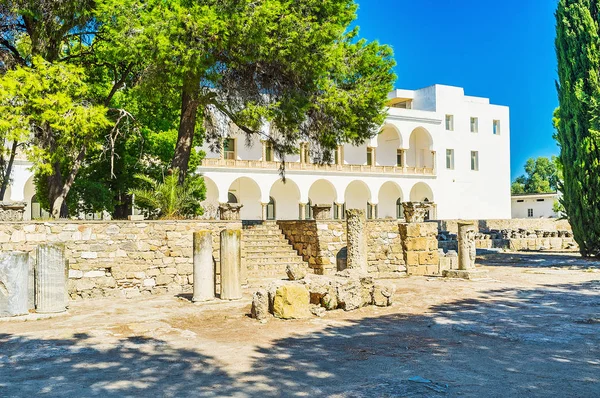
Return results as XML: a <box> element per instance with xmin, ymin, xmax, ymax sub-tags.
<box><xmin>172</xmin><ymin>72</ymin><xmax>201</xmax><ymax>183</ymax></box>
<box><xmin>50</xmin><ymin>147</ymin><xmax>86</xmax><ymax>218</ymax></box>
<box><xmin>0</xmin><ymin>141</ymin><xmax>18</xmax><ymax>201</ymax></box>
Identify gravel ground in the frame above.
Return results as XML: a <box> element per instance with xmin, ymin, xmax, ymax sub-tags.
<box><xmin>1</xmin><ymin>251</ymin><xmax>599</xmax><ymax>397</ymax></box>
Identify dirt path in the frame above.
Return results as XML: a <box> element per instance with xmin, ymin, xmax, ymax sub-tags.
<box><xmin>1</xmin><ymin>252</ymin><xmax>599</xmax><ymax>397</ymax></box>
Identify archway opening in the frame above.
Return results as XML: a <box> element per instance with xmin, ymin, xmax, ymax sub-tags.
<box><xmin>344</xmin><ymin>180</ymin><xmax>371</xmax><ymax>216</ymax></box>
<box><xmin>308</xmin><ymin>179</ymin><xmax>336</xmax><ymax>218</ymax></box>
<box><xmin>377</xmin><ymin>125</ymin><xmax>402</xmax><ymax>166</ymax></box>
<box><xmin>407</xmin><ymin>127</ymin><xmax>433</xmax><ymax>168</ymax></box>
<box><xmin>228</xmin><ymin>177</ymin><xmax>261</xmax><ymax>220</ymax></box>
<box><xmin>410</xmin><ymin>182</ymin><xmax>435</xmax><ymax>220</ymax></box>
<box><xmin>378</xmin><ymin>182</ymin><xmax>403</xmax><ymax>219</ymax></box>
<box><xmin>200</xmin><ymin>176</ymin><xmax>219</xmax><ymax>219</ymax></box>
<box><xmin>270</xmin><ymin>179</ymin><xmax>300</xmax><ymax>220</ymax></box>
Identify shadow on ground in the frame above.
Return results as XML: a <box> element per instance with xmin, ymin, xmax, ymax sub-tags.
<box><xmin>478</xmin><ymin>251</ymin><xmax>600</xmax><ymax>269</ymax></box>
<box><xmin>1</xmin><ymin>281</ymin><xmax>599</xmax><ymax>397</ymax></box>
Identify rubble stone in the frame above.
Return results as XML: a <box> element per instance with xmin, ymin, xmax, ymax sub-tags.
<box><xmin>251</xmin><ymin>289</ymin><xmax>269</xmax><ymax>320</ymax></box>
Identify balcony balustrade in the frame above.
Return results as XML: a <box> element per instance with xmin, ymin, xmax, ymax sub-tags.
<box><xmin>200</xmin><ymin>158</ymin><xmax>435</xmax><ymax>175</ymax></box>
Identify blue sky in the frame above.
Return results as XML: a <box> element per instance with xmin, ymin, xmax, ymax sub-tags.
<box><xmin>354</xmin><ymin>0</ymin><xmax>558</xmax><ymax>179</ymax></box>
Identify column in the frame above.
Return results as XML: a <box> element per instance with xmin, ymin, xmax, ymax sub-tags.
<box><xmin>261</xmin><ymin>140</ymin><xmax>267</xmax><ymax>162</ymax></box>
<box><xmin>300</xmin><ymin>143</ymin><xmax>306</xmax><ymax>164</ymax></box>
<box><xmin>219</xmin><ymin>137</ymin><xmax>224</xmax><ymax>160</ymax></box>
<box><xmin>458</xmin><ymin>222</ymin><xmax>476</xmax><ymax>270</ymax></box>
<box><xmin>261</xmin><ymin>202</ymin><xmax>268</xmax><ymax>221</ymax></box>
<box><xmin>220</xmin><ymin>229</ymin><xmax>242</xmax><ymax>300</ymax></box>
<box><xmin>35</xmin><ymin>244</ymin><xmax>67</xmax><ymax>313</ymax></box>
<box><xmin>431</xmin><ymin>150</ymin><xmax>437</xmax><ymax>171</ymax></box>
<box><xmin>334</xmin><ymin>202</ymin><xmax>343</xmax><ymax>220</ymax></box>
<box><xmin>299</xmin><ymin>202</ymin><xmax>307</xmax><ymax>220</ymax></box>
<box><xmin>346</xmin><ymin>209</ymin><xmax>367</xmax><ymax>271</ymax></box>
<box><xmin>192</xmin><ymin>231</ymin><xmax>214</xmax><ymax>302</ymax></box>
<box><xmin>0</xmin><ymin>252</ymin><xmax>29</xmax><ymax>317</ymax></box>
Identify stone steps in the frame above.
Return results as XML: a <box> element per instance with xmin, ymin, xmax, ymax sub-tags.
<box><xmin>241</xmin><ymin>222</ymin><xmax>309</xmax><ymax>281</ymax></box>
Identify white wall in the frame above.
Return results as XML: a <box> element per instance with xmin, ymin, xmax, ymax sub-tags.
<box><xmin>512</xmin><ymin>197</ymin><xmax>559</xmax><ymax>219</ymax></box>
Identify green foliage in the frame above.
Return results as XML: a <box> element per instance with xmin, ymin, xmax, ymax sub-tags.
<box><xmin>511</xmin><ymin>156</ymin><xmax>561</xmax><ymax>194</ymax></box>
<box><xmin>0</xmin><ymin>58</ymin><xmax>110</xmax><ymax>178</ymax></box>
<box><xmin>555</xmin><ymin>0</ymin><xmax>600</xmax><ymax>256</ymax></box>
<box><xmin>128</xmin><ymin>169</ymin><xmax>206</xmax><ymax>219</ymax></box>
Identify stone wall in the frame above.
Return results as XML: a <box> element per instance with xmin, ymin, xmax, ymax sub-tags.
<box><xmin>436</xmin><ymin>218</ymin><xmax>572</xmax><ymax>234</ymax></box>
<box><xmin>277</xmin><ymin>220</ymin><xmax>404</xmax><ymax>276</ymax></box>
<box><xmin>0</xmin><ymin>220</ymin><xmax>241</xmax><ymax>299</ymax></box>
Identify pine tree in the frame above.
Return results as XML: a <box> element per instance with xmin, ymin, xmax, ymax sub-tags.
<box><xmin>556</xmin><ymin>0</ymin><xmax>600</xmax><ymax>256</ymax></box>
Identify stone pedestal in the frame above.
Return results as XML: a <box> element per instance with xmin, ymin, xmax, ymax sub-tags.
<box><xmin>35</xmin><ymin>244</ymin><xmax>67</xmax><ymax>313</ymax></box>
<box><xmin>220</xmin><ymin>229</ymin><xmax>242</xmax><ymax>300</ymax></box>
<box><xmin>0</xmin><ymin>202</ymin><xmax>26</xmax><ymax>221</ymax></box>
<box><xmin>346</xmin><ymin>209</ymin><xmax>367</xmax><ymax>271</ymax></box>
<box><xmin>219</xmin><ymin>203</ymin><xmax>243</xmax><ymax>220</ymax></box>
<box><xmin>0</xmin><ymin>252</ymin><xmax>29</xmax><ymax>317</ymax></box>
<box><xmin>443</xmin><ymin>222</ymin><xmax>488</xmax><ymax>279</ymax></box>
<box><xmin>192</xmin><ymin>231</ymin><xmax>214</xmax><ymax>302</ymax></box>
<box><xmin>312</xmin><ymin>204</ymin><xmax>332</xmax><ymax>220</ymax></box>
<box><xmin>458</xmin><ymin>222</ymin><xmax>476</xmax><ymax>270</ymax></box>
<box><xmin>399</xmin><ymin>222</ymin><xmax>440</xmax><ymax>276</ymax></box>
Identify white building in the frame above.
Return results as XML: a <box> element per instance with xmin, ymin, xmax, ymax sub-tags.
<box><xmin>511</xmin><ymin>192</ymin><xmax>560</xmax><ymax>219</ymax></box>
<box><xmin>200</xmin><ymin>84</ymin><xmax>511</xmax><ymax>221</ymax></box>
<box><xmin>5</xmin><ymin>84</ymin><xmax>511</xmax><ymax>221</ymax></box>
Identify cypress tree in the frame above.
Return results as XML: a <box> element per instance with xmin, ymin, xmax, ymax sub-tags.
<box><xmin>556</xmin><ymin>0</ymin><xmax>600</xmax><ymax>256</ymax></box>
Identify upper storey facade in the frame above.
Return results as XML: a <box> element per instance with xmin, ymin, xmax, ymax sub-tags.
<box><xmin>198</xmin><ymin>84</ymin><xmax>511</xmax><ymax>221</ymax></box>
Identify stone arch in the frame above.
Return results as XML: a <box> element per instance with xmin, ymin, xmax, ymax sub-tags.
<box><xmin>407</xmin><ymin>127</ymin><xmax>434</xmax><ymax>168</ymax></box>
<box><xmin>228</xmin><ymin>177</ymin><xmax>262</xmax><ymax>220</ymax></box>
<box><xmin>344</xmin><ymin>180</ymin><xmax>371</xmax><ymax>214</ymax></box>
<box><xmin>378</xmin><ymin>181</ymin><xmax>404</xmax><ymax>219</ymax></box>
<box><xmin>270</xmin><ymin>178</ymin><xmax>301</xmax><ymax>220</ymax></box>
<box><xmin>377</xmin><ymin>124</ymin><xmax>403</xmax><ymax>166</ymax></box>
<box><xmin>409</xmin><ymin>182</ymin><xmax>434</xmax><ymax>202</ymax></box>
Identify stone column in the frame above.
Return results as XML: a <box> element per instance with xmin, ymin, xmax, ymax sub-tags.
<box><xmin>431</xmin><ymin>150</ymin><xmax>437</xmax><ymax>171</ymax></box>
<box><xmin>299</xmin><ymin>203</ymin><xmax>307</xmax><ymax>220</ymax></box>
<box><xmin>335</xmin><ymin>203</ymin><xmax>344</xmax><ymax>220</ymax></box>
<box><xmin>346</xmin><ymin>209</ymin><xmax>367</xmax><ymax>271</ymax></box>
<box><xmin>220</xmin><ymin>229</ymin><xmax>242</xmax><ymax>300</ymax></box>
<box><xmin>261</xmin><ymin>140</ymin><xmax>267</xmax><ymax>161</ymax></box>
<box><xmin>0</xmin><ymin>252</ymin><xmax>29</xmax><ymax>317</ymax></box>
<box><xmin>261</xmin><ymin>202</ymin><xmax>268</xmax><ymax>221</ymax></box>
<box><xmin>35</xmin><ymin>244</ymin><xmax>67</xmax><ymax>313</ymax></box>
<box><xmin>458</xmin><ymin>222</ymin><xmax>476</xmax><ymax>270</ymax></box>
<box><xmin>192</xmin><ymin>231</ymin><xmax>214</xmax><ymax>302</ymax></box>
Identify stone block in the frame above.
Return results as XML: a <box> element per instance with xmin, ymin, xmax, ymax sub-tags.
<box><xmin>404</xmin><ymin>237</ymin><xmax>433</xmax><ymax>251</ymax></box>
<box><xmin>443</xmin><ymin>269</ymin><xmax>489</xmax><ymax>280</ymax></box>
<box><xmin>155</xmin><ymin>274</ymin><xmax>173</xmax><ymax>286</ymax></box>
<box><xmin>273</xmin><ymin>284</ymin><xmax>311</xmax><ymax>319</ymax></box>
<box><xmin>286</xmin><ymin>263</ymin><xmax>308</xmax><ymax>280</ymax></box>
<box><xmin>251</xmin><ymin>289</ymin><xmax>269</xmax><ymax>320</ymax></box>
<box><xmin>419</xmin><ymin>251</ymin><xmax>439</xmax><ymax>266</ymax></box>
<box><xmin>372</xmin><ymin>281</ymin><xmax>395</xmax><ymax>307</ymax></box>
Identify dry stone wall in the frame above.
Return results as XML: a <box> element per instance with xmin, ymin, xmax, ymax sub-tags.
<box><xmin>0</xmin><ymin>220</ymin><xmax>241</xmax><ymax>299</ymax></box>
<box><xmin>277</xmin><ymin>220</ymin><xmax>404</xmax><ymax>276</ymax></box>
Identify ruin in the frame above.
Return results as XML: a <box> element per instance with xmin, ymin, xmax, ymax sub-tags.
<box><xmin>192</xmin><ymin>231</ymin><xmax>214</xmax><ymax>302</ymax></box>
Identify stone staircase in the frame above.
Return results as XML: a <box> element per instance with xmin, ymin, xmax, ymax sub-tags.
<box><xmin>242</xmin><ymin>221</ymin><xmax>309</xmax><ymax>286</ymax></box>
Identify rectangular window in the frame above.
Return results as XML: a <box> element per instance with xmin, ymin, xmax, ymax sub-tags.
<box><xmin>528</xmin><ymin>208</ymin><xmax>534</xmax><ymax>217</ymax></box>
<box><xmin>536</xmin><ymin>199</ymin><xmax>545</xmax><ymax>202</ymax></box>
<box><xmin>445</xmin><ymin>115</ymin><xmax>454</xmax><ymax>131</ymax></box>
<box><xmin>366</xmin><ymin>147</ymin><xmax>373</xmax><ymax>166</ymax></box>
<box><xmin>223</xmin><ymin>138</ymin><xmax>235</xmax><ymax>160</ymax></box>
<box><xmin>265</xmin><ymin>142</ymin><xmax>273</xmax><ymax>162</ymax></box>
<box><xmin>470</xmin><ymin>151</ymin><xmax>479</xmax><ymax>171</ymax></box>
<box><xmin>493</xmin><ymin>120</ymin><xmax>501</xmax><ymax>135</ymax></box>
<box><xmin>517</xmin><ymin>199</ymin><xmax>524</xmax><ymax>203</ymax></box>
<box><xmin>396</xmin><ymin>149</ymin><xmax>403</xmax><ymax>167</ymax></box>
<box><xmin>446</xmin><ymin>149</ymin><xmax>454</xmax><ymax>169</ymax></box>
<box><xmin>470</xmin><ymin>117</ymin><xmax>478</xmax><ymax>133</ymax></box>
